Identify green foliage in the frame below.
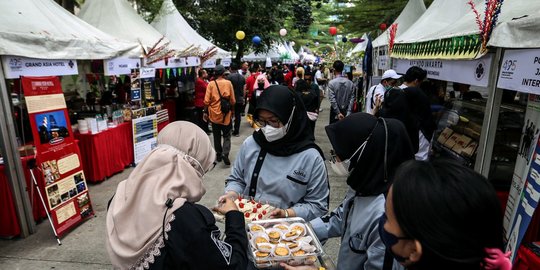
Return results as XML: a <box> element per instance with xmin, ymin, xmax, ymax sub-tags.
<box><xmin>293</xmin><ymin>0</ymin><xmax>314</xmax><ymax>33</ymax></box>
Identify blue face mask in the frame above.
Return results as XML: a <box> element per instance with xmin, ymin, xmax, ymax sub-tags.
<box><xmin>378</xmin><ymin>213</ymin><xmax>411</xmax><ymax>263</ymax></box>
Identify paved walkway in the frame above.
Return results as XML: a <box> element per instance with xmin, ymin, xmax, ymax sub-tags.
<box><xmin>0</xmin><ymin>99</ymin><xmax>348</xmax><ymax>269</ymax></box>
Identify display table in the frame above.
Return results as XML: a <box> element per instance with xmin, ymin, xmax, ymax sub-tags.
<box><xmin>75</xmin><ymin>122</ymin><xmax>133</xmax><ymax>183</ymax></box>
<box><xmin>0</xmin><ymin>155</ymin><xmax>47</xmax><ymax>238</ymax></box>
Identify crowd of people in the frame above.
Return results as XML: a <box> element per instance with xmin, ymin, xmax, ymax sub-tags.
<box><xmin>105</xmin><ymin>60</ymin><xmax>511</xmax><ymax>270</ymax></box>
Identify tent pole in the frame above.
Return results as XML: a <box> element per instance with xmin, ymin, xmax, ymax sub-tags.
<box><xmin>475</xmin><ymin>48</ymin><xmax>504</xmax><ymax>176</ymax></box>
<box><xmin>0</xmin><ymin>62</ymin><xmax>36</xmax><ymax>237</ymax></box>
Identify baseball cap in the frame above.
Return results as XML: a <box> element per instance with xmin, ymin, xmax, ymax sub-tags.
<box><xmin>215</xmin><ymin>65</ymin><xmax>225</xmax><ymax>75</ymax></box>
<box><xmin>381</xmin><ymin>69</ymin><xmax>402</xmax><ymax>80</ymax></box>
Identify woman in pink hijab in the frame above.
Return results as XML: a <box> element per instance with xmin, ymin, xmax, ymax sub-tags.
<box><xmin>106</xmin><ymin>121</ymin><xmax>248</xmax><ymax>270</ymax></box>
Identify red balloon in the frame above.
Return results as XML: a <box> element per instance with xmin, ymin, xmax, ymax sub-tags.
<box><xmin>379</xmin><ymin>23</ymin><xmax>387</xmax><ymax>31</ymax></box>
<box><xmin>329</xmin><ymin>26</ymin><xmax>338</xmax><ymax>36</ymax></box>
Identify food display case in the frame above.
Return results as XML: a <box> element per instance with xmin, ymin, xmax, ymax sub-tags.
<box><xmin>432</xmin><ymin>98</ymin><xmax>525</xmax><ymax>190</ymax></box>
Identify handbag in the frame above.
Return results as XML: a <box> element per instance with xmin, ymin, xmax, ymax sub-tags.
<box><xmin>214</xmin><ymin>80</ymin><xmax>231</xmax><ymax>117</ymax></box>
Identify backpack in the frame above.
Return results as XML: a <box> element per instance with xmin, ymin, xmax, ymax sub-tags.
<box><xmin>214</xmin><ymin>80</ymin><xmax>231</xmax><ymax>116</ymax></box>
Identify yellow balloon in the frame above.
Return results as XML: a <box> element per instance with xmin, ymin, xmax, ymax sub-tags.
<box><xmin>236</xmin><ymin>31</ymin><xmax>245</xmax><ymax>40</ymax></box>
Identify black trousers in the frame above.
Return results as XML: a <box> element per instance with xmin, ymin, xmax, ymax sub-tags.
<box><xmin>194</xmin><ymin>107</ymin><xmax>210</xmax><ymax>132</ymax></box>
<box><xmin>211</xmin><ymin>123</ymin><xmax>232</xmax><ymax>158</ymax></box>
<box><xmin>233</xmin><ymin>103</ymin><xmax>243</xmax><ymax>134</ymax></box>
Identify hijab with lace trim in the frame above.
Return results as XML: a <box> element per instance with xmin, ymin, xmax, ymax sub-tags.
<box><xmin>106</xmin><ymin>121</ymin><xmax>216</xmax><ymax>269</ymax></box>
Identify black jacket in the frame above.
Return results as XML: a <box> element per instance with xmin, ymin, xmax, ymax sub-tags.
<box><xmin>149</xmin><ymin>202</ymin><xmax>248</xmax><ymax>270</ymax></box>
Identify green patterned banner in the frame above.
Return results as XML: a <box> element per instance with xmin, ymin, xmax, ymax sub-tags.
<box><xmin>391</xmin><ymin>34</ymin><xmax>484</xmax><ymax>60</ymax></box>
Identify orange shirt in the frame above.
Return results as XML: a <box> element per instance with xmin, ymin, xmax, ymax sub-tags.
<box><xmin>204</xmin><ymin>79</ymin><xmax>236</xmax><ymax>125</ymax></box>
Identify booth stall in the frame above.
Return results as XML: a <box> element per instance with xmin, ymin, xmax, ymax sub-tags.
<box><xmin>0</xmin><ymin>0</ymin><xmax>139</xmax><ymax>238</ymax></box>
<box><xmin>389</xmin><ymin>0</ymin><xmax>540</xmax><ymax>266</ymax></box>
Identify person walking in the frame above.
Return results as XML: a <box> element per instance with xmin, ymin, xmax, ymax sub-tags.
<box><xmin>365</xmin><ymin>69</ymin><xmax>401</xmax><ymax>114</ymax></box>
<box><xmin>227</xmin><ymin>62</ymin><xmax>246</xmax><ymax>137</ymax></box>
<box><xmin>204</xmin><ymin>65</ymin><xmax>235</xmax><ymax>165</ymax></box>
<box><xmin>328</xmin><ymin>60</ymin><xmax>355</xmax><ymax>124</ymax></box>
<box><xmin>194</xmin><ymin>69</ymin><xmax>210</xmax><ymax>133</ymax></box>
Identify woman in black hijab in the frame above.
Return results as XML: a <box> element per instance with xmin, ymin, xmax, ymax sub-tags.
<box><xmin>309</xmin><ymin>113</ymin><xmax>414</xmax><ymax>270</ymax></box>
<box><xmin>221</xmin><ymin>85</ymin><xmax>330</xmax><ymax>222</ymax></box>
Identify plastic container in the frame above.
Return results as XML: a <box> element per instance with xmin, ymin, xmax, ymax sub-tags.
<box><xmin>246</xmin><ymin>217</ymin><xmax>324</xmax><ymax>268</ymax></box>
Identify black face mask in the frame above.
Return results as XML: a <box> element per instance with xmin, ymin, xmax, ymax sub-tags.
<box><xmin>378</xmin><ymin>213</ymin><xmax>411</xmax><ymax>263</ymax></box>
<box><xmin>258</xmin><ymin>83</ymin><xmax>265</xmax><ymax>89</ymax></box>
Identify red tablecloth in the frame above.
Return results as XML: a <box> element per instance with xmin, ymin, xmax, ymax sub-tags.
<box><xmin>157</xmin><ymin>120</ymin><xmax>169</xmax><ymax>132</ymax></box>
<box><xmin>75</xmin><ymin>122</ymin><xmax>133</xmax><ymax>183</ymax></box>
<box><xmin>0</xmin><ymin>155</ymin><xmax>47</xmax><ymax>238</ymax></box>
<box><xmin>163</xmin><ymin>99</ymin><xmax>176</xmax><ymax>121</ymax></box>
<box><xmin>514</xmin><ymin>245</ymin><xmax>540</xmax><ymax>270</ymax></box>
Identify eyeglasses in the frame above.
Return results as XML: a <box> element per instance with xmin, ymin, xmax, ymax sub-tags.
<box><xmin>255</xmin><ymin>118</ymin><xmax>281</xmax><ymax>128</ymax></box>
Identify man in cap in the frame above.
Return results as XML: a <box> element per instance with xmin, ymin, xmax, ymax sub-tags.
<box><xmin>365</xmin><ymin>69</ymin><xmax>401</xmax><ymax>114</ymax></box>
<box><xmin>204</xmin><ymin>65</ymin><xmax>236</xmax><ymax>165</ymax></box>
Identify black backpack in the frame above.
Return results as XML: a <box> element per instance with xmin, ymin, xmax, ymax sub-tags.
<box><xmin>214</xmin><ymin>80</ymin><xmax>231</xmax><ymax>117</ymax></box>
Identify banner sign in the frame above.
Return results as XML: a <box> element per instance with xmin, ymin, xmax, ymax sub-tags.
<box><xmin>392</xmin><ymin>54</ymin><xmax>493</xmax><ymax>87</ymax></box>
<box><xmin>104</xmin><ymin>57</ymin><xmax>141</xmax><ymax>76</ymax></box>
<box><xmin>2</xmin><ymin>56</ymin><xmax>77</xmax><ymax>79</ymax></box>
<box><xmin>140</xmin><ymin>68</ymin><xmax>156</xmax><ymax>104</ymax></box>
<box><xmin>221</xmin><ymin>58</ymin><xmax>232</xmax><ymax>67</ymax></box>
<box><xmin>130</xmin><ymin>69</ymin><xmax>141</xmax><ymax>101</ymax></box>
<box><xmin>498</xmin><ymin>49</ymin><xmax>540</xmax><ymax>94</ymax></box>
<box><xmin>22</xmin><ymin>76</ymin><xmax>93</xmax><ymax>237</ymax></box>
<box><xmin>203</xmin><ymin>59</ymin><xmax>217</xmax><ymax>68</ymax></box>
<box><xmin>505</xmin><ymin>95</ymin><xmax>540</xmax><ymax>261</ymax></box>
<box><xmin>378</xmin><ymin>55</ymin><xmax>388</xmax><ymax>70</ymax></box>
<box><xmin>132</xmin><ymin>114</ymin><xmax>158</xmax><ymax>165</ymax></box>
<box><xmin>144</xmin><ymin>56</ymin><xmax>201</xmax><ymax>69</ymax></box>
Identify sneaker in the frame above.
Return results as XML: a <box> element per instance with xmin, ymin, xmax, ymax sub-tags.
<box><xmin>223</xmin><ymin>156</ymin><xmax>231</xmax><ymax>165</ymax></box>
<box><xmin>216</xmin><ymin>155</ymin><xmax>222</xmax><ymax>162</ymax></box>
<box><xmin>232</xmin><ymin>132</ymin><xmax>240</xmax><ymax>137</ymax></box>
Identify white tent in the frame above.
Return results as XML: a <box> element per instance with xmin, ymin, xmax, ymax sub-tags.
<box><xmin>396</xmin><ymin>0</ymin><xmax>474</xmax><ymax>44</ymax></box>
<box><xmin>151</xmin><ymin>0</ymin><xmax>230</xmax><ymax>58</ymax></box>
<box><xmin>372</xmin><ymin>0</ymin><xmax>426</xmax><ymax>48</ymax></box>
<box><xmin>488</xmin><ymin>6</ymin><xmax>540</xmax><ymax>48</ymax></box>
<box><xmin>0</xmin><ymin>0</ymin><xmax>139</xmax><ymax>59</ymax></box>
<box><xmin>78</xmin><ymin>0</ymin><xmax>174</xmax><ymax>53</ymax></box>
<box><xmin>349</xmin><ymin>33</ymin><xmax>369</xmax><ymax>56</ymax></box>
<box><xmin>242</xmin><ymin>49</ymin><xmax>282</xmax><ymax>62</ymax></box>
<box><xmin>283</xmin><ymin>42</ymin><xmax>300</xmax><ymax>61</ymax></box>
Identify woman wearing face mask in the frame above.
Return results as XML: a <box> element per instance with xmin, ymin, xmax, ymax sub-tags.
<box><xmin>106</xmin><ymin>121</ymin><xmax>248</xmax><ymax>270</ymax></box>
<box><xmin>308</xmin><ymin>113</ymin><xmax>414</xmax><ymax>270</ymax></box>
<box><xmin>221</xmin><ymin>85</ymin><xmax>330</xmax><ymax>222</ymax></box>
<box><xmin>379</xmin><ymin>159</ymin><xmax>511</xmax><ymax>270</ymax></box>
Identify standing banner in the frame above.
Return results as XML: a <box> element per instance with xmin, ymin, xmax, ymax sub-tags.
<box><xmin>505</xmin><ymin>94</ymin><xmax>540</xmax><ymax>261</ymax></box>
<box><xmin>22</xmin><ymin>76</ymin><xmax>94</xmax><ymax>237</ymax></box>
<box><xmin>140</xmin><ymin>67</ymin><xmax>156</xmax><ymax>105</ymax></box>
<box><xmin>130</xmin><ymin>69</ymin><xmax>141</xmax><ymax>101</ymax></box>
<box><xmin>132</xmin><ymin>114</ymin><xmax>158</xmax><ymax>165</ymax></box>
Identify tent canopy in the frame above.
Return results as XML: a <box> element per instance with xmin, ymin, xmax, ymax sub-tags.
<box><xmin>242</xmin><ymin>44</ymin><xmax>286</xmax><ymax>62</ymax></box>
<box><xmin>349</xmin><ymin>33</ymin><xmax>369</xmax><ymax>56</ymax></box>
<box><xmin>151</xmin><ymin>0</ymin><xmax>231</xmax><ymax>58</ymax></box>
<box><xmin>488</xmin><ymin>8</ymin><xmax>540</xmax><ymax>48</ymax></box>
<box><xmin>0</xmin><ymin>0</ymin><xmax>139</xmax><ymax>59</ymax></box>
<box><xmin>372</xmin><ymin>0</ymin><xmax>426</xmax><ymax>48</ymax></box>
<box><xmin>79</xmin><ymin>0</ymin><xmax>173</xmax><ymax>53</ymax></box>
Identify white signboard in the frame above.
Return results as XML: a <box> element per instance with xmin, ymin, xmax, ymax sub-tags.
<box><xmin>2</xmin><ymin>56</ymin><xmax>78</xmax><ymax>79</ymax></box>
<box><xmin>392</xmin><ymin>54</ymin><xmax>493</xmax><ymax>87</ymax></box>
<box><xmin>378</xmin><ymin>55</ymin><xmax>388</xmax><ymax>70</ymax></box>
<box><xmin>202</xmin><ymin>59</ymin><xmax>217</xmax><ymax>68</ymax></box>
<box><xmin>498</xmin><ymin>49</ymin><xmax>540</xmax><ymax>94</ymax></box>
<box><xmin>140</xmin><ymin>67</ymin><xmax>156</xmax><ymax>79</ymax></box>
<box><xmin>144</xmin><ymin>56</ymin><xmax>201</xmax><ymax>69</ymax></box>
<box><xmin>132</xmin><ymin>114</ymin><xmax>158</xmax><ymax>165</ymax></box>
<box><xmin>221</xmin><ymin>58</ymin><xmax>232</xmax><ymax>67</ymax></box>
<box><xmin>104</xmin><ymin>57</ymin><xmax>141</xmax><ymax>76</ymax></box>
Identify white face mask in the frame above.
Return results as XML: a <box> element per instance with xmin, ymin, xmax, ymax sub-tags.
<box><xmin>260</xmin><ymin>106</ymin><xmax>295</xmax><ymax>142</ymax></box>
<box><xmin>330</xmin><ymin>135</ymin><xmax>370</xmax><ymax>177</ymax></box>
<box><xmin>261</xmin><ymin>124</ymin><xmax>287</xmax><ymax>142</ymax></box>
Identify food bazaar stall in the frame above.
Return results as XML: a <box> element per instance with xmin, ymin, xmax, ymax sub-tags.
<box><xmin>389</xmin><ymin>0</ymin><xmax>540</xmax><ymax>266</ymax></box>
<box><xmin>0</xmin><ymin>0</ymin><xmax>139</xmax><ymax>238</ymax></box>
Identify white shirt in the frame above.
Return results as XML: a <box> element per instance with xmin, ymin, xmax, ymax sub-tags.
<box><xmin>315</xmin><ymin>70</ymin><xmax>322</xmax><ymax>80</ymax></box>
<box><xmin>365</xmin><ymin>84</ymin><xmax>385</xmax><ymax>114</ymax></box>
